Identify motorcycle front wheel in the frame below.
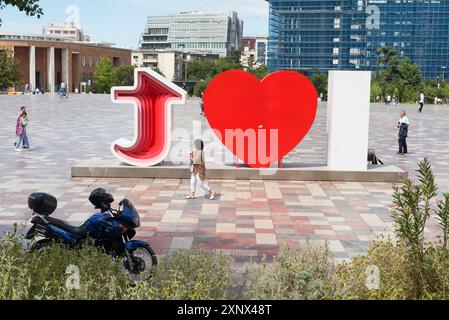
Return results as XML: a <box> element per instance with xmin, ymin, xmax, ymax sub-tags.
<box><xmin>122</xmin><ymin>246</ymin><xmax>158</xmax><ymax>283</ymax></box>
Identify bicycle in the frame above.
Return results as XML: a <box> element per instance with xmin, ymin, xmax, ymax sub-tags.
<box><xmin>59</xmin><ymin>91</ymin><xmax>69</xmax><ymax>100</ymax></box>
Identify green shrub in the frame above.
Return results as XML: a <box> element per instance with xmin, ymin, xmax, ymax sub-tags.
<box><xmin>124</xmin><ymin>250</ymin><xmax>232</xmax><ymax>300</ymax></box>
<box><xmin>334</xmin><ymin>239</ymin><xmax>416</xmax><ymax>300</ymax></box>
<box><xmin>0</xmin><ymin>231</ymin><xmax>128</xmax><ymax>300</ymax></box>
<box><xmin>245</xmin><ymin>244</ymin><xmax>336</xmax><ymax>300</ymax></box>
<box><xmin>0</xmin><ymin>233</ymin><xmax>233</xmax><ymax>300</ymax></box>
<box><xmin>335</xmin><ymin>158</ymin><xmax>449</xmax><ymax>300</ymax></box>
<box><xmin>148</xmin><ymin>250</ymin><xmax>233</xmax><ymax>300</ymax></box>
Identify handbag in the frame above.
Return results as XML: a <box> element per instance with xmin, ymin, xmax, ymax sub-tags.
<box><xmin>16</xmin><ymin>118</ymin><xmax>23</xmax><ymax>136</ymax></box>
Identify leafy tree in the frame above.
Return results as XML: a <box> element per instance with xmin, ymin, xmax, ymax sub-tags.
<box><xmin>193</xmin><ymin>78</ymin><xmax>211</xmax><ymax>98</ymax></box>
<box><xmin>0</xmin><ymin>0</ymin><xmax>43</xmax><ymax>25</ymax></box>
<box><xmin>227</xmin><ymin>49</ymin><xmax>242</xmax><ymax>65</ymax></box>
<box><xmin>113</xmin><ymin>64</ymin><xmax>135</xmax><ymax>86</ymax></box>
<box><xmin>249</xmin><ymin>65</ymin><xmax>270</xmax><ymax>80</ymax></box>
<box><xmin>187</xmin><ymin>60</ymin><xmax>216</xmax><ymax>82</ymax></box>
<box><xmin>308</xmin><ymin>70</ymin><xmax>328</xmax><ymax>100</ymax></box>
<box><xmin>152</xmin><ymin>67</ymin><xmax>165</xmax><ymax>78</ymax></box>
<box><xmin>373</xmin><ymin>46</ymin><xmax>425</xmax><ymax>103</ymax></box>
<box><xmin>440</xmin><ymin>84</ymin><xmax>449</xmax><ymax>101</ymax></box>
<box><xmin>422</xmin><ymin>82</ymin><xmax>438</xmax><ymax>104</ymax></box>
<box><xmin>94</xmin><ymin>57</ymin><xmax>114</xmax><ymax>94</ymax></box>
<box><xmin>371</xmin><ymin>80</ymin><xmax>382</xmax><ymax>102</ymax></box>
<box><xmin>0</xmin><ymin>48</ymin><xmax>23</xmax><ymax>90</ymax></box>
<box><xmin>375</xmin><ymin>46</ymin><xmax>400</xmax><ymax>77</ymax></box>
<box><xmin>398</xmin><ymin>57</ymin><xmax>422</xmax><ymax>87</ymax></box>
<box><xmin>187</xmin><ymin>56</ymin><xmax>243</xmax><ymax>97</ymax></box>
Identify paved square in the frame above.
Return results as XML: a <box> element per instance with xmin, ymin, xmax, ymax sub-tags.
<box><xmin>0</xmin><ymin>94</ymin><xmax>448</xmax><ymax>261</ymax></box>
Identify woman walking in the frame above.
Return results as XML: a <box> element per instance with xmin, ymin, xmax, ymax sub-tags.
<box><xmin>15</xmin><ymin>106</ymin><xmax>30</xmax><ymax>152</ymax></box>
<box><xmin>185</xmin><ymin>139</ymin><xmax>216</xmax><ymax>200</ymax></box>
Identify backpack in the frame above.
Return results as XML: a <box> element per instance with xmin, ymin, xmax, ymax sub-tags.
<box><xmin>368</xmin><ymin>149</ymin><xmax>384</xmax><ymax>166</ymax></box>
<box><xmin>16</xmin><ymin>117</ymin><xmax>23</xmax><ymax>136</ymax></box>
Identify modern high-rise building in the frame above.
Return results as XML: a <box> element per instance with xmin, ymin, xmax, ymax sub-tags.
<box><xmin>139</xmin><ymin>11</ymin><xmax>244</xmax><ymax>57</ymax></box>
<box><xmin>267</xmin><ymin>0</ymin><xmax>449</xmax><ymax>79</ymax></box>
<box><xmin>256</xmin><ymin>36</ymin><xmax>269</xmax><ymax>66</ymax></box>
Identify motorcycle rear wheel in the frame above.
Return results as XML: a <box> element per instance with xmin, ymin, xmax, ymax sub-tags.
<box><xmin>30</xmin><ymin>239</ymin><xmax>54</xmax><ymax>252</ymax></box>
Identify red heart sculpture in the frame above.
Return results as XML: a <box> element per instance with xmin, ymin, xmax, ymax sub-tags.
<box><xmin>204</xmin><ymin>70</ymin><xmax>318</xmax><ymax>169</ymax></box>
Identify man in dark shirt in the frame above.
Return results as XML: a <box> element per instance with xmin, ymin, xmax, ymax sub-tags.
<box><xmin>397</xmin><ymin>111</ymin><xmax>410</xmax><ymax>155</ymax></box>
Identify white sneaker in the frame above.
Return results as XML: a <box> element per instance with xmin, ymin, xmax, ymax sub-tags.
<box><xmin>209</xmin><ymin>192</ymin><xmax>216</xmax><ymax>200</ymax></box>
<box><xmin>15</xmin><ymin>148</ymin><xmax>22</xmax><ymax>152</ymax></box>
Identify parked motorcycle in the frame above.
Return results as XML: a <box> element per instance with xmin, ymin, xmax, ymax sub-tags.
<box><xmin>25</xmin><ymin>188</ymin><xmax>157</xmax><ymax>282</ymax></box>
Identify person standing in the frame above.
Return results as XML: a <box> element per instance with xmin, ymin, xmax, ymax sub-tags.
<box><xmin>15</xmin><ymin>106</ymin><xmax>30</xmax><ymax>152</ymax></box>
<box><xmin>397</xmin><ymin>111</ymin><xmax>409</xmax><ymax>155</ymax></box>
<box><xmin>185</xmin><ymin>139</ymin><xmax>216</xmax><ymax>200</ymax></box>
<box><xmin>418</xmin><ymin>92</ymin><xmax>425</xmax><ymax>113</ymax></box>
<box><xmin>200</xmin><ymin>99</ymin><xmax>205</xmax><ymax>117</ymax></box>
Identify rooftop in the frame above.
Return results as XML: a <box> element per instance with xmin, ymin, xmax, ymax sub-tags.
<box><xmin>0</xmin><ymin>32</ymin><xmax>122</xmax><ymax>49</ymax></box>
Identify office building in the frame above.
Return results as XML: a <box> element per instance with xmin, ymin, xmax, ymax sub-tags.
<box><xmin>139</xmin><ymin>11</ymin><xmax>244</xmax><ymax>57</ymax></box>
<box><xmin>256</xmin><ymin>36</ymin><xmax>268</xmax><ymax>66</ymax></box>
<box><xmin>267</xmin><ymin>0</ymin><xmax>449</xmax><ymax>79</ymax></box>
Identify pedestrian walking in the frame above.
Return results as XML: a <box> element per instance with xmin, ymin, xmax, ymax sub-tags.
<box><xmin>15</xmin><ymin>106</ymin><xmax>30</xmax><ymax>152</ymax></box>
<box><xmin>397</xmin><ymin>111</ymin><xmax>409</xmax><ymax>155</ymax></box>
<box><xmin>418</xmin><ymin>92</ymin><xmax>425</xmax><ymax>113</ymax></box>
<box><xmin>185</xmin><ymin>139</ymin><xmax>216</xmax><ymax>200</ymax></box>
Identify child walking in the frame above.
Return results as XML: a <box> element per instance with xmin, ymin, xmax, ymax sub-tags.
<box><xmin>15</xmin><ymin>106</ymin><xmax>30</xmax><ymax>152</ymax></box>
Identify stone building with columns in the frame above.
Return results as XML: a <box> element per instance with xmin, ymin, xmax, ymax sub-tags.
<box><xmin>0</xmin><ymin>33</ymin><xmax>131</xmax><ymax>93</ymax></box>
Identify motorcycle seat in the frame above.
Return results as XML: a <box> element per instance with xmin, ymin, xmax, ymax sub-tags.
<box><xmin>46</xmin><ymin>216</ymin><xmax>87</xmax><ymax>238</ymax></box>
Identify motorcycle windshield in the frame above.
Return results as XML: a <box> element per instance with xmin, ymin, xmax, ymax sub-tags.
<box><xmin>119</xmin><ymin>199</ymin><xmax>140</xmax><ymax>228</ymax></box>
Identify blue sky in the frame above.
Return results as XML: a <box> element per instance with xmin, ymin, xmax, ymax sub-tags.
<box><xmin>0</xmin><ymin>0</ymin><xmax>269</xmax><ymax>48</ymax></box>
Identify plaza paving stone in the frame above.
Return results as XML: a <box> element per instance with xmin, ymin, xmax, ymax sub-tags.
<box><xmin>0</xmin><ymin>94</ymin><xmax>448</xmax><ymax>261</ymax></box>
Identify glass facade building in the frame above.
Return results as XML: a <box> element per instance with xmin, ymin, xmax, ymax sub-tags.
<box><xmin>267</xmin><ymin>0</ymin><xmax>449</xmax><ymax>79</ymax></box>
<box><xmin>139</xmin><ymin>11</ymin><xmax>243</xmax><ymax>58</ymax></box>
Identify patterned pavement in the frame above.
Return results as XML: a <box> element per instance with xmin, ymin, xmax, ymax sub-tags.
<box><xmin>0</xmin><ymin>94</ymin><xmax>448</xmax><ymax>262</ymax></box>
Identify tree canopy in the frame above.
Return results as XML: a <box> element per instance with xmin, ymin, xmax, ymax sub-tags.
<box><xmin>0</xmin><ymin>48</ymin><xmax>23</xmax><ymax>90</ymax></box>
<box><xmin>372</xmin><ymin>46</ymin><xmax>425</xmax><ymax>102</ymax></box>
<box><xmin>94</xmin><ymin>57</ymin><xmax>114</xmax><ymax>94</ymax></box>
<box><xmin>0</xmin><ymin>0</ymin><xmax>43</xmax><ymax>25</ymax></box>
<box><xmin>113</xmin><ymin>64</ymin><xmax>135</xmax><ymax>87</ymax></box>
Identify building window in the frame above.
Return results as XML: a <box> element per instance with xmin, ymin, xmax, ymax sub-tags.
<box><xmin>81</xmin><ymin>56</ymin><xmax>86</xmax><ymax>67</ymax></box>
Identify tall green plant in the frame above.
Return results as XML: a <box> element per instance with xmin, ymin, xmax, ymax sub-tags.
<box><xmin>0</xmin><ymin>48</ymin><xmax>23</xmax><ymax>90</ymax></box>
<box><xmin>94</xmin><ymin>57</ymin><xmax>114</xmax><ymax>94</ymax></box>
<box><xmin>390</xmin><ymin>158</ymin><xmax>449</xmax><ymax>297</ymax></box>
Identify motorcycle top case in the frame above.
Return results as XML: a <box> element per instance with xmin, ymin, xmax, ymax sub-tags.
<box><xmin>28</xmin><ymin>193</ymin><xmax>57</xmax><ymax>216</ymax></box>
